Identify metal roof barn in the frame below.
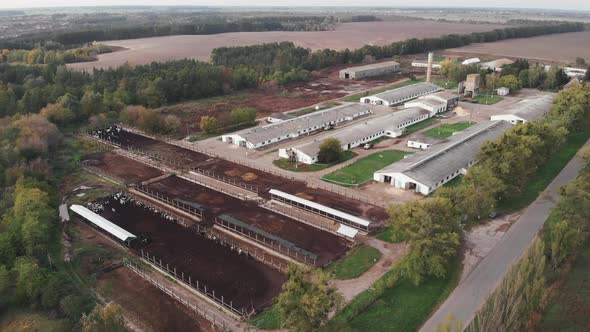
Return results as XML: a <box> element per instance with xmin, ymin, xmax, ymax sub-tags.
<box><xmin>361</xmin><ymin>82</ymin><xmax>441</xmax><ymax>106</ymax></box>
<box><xmin>70</xmin><ymin>204</ymin><xmax>137</xmax><ymax>242</ymax></box>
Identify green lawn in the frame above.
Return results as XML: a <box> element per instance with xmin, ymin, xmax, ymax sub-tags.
<box><xmin>322</xmin><ymin>150</ymin><xmax>412</xmax><ymax>186</ymax></box>
<box><xmin>342</xmin><ymin>78</ymin><xmax>425</xmax><ymax>102</ymax></box>
<box><xmin>539</xmin><ymin>238</ymin><xmax>590</xmax><ymax>331</ymax></box>
<box><xmin>250</xmin><ymin>305</ymin><xmax>282</xmax><ymax>330</ymax></box>
<box><xmin>423</xmin><ymin>121</ymin><xmax>475</xmax><ymax>139</ymax></box>
<box><xmin>273</xmin><ymin>150</ymin><xmax>357</xmax><ymax>172</ymax></box>
<box><xmin>327</xmin><ymin>245</ymin><xmax>381</xmax><ymax>279</ymax></box>
<box><xmin>371</xmin><ymin>226</ymin><xmax>403</xmax><ymax>243</ymax></box>
<box><xmin>471</xmin><ymin>94</ymin><xmax>504</xmax><ymax>105</ymax></box>
<box><xmin>402</xmin><ymin>118</ymin><xmax>439</xmax><ymax>136</ymax></box>
<box><xmin>323</xmin><ymin>259</ymin><xmax>461</xmax><ymax>332</ymax></box>
<box><xmin>497</xmin><ymin>127</ymin><xmax>590</xmax><ymax>212</ymax></box>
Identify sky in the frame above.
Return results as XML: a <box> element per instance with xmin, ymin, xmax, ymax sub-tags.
<box><xmin>1</xmin><ymin>1</ymin><xmax>590</xmax><ymax>11</ymax></box>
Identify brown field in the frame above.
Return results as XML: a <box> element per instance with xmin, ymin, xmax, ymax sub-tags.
<box><xmin>99</xmin><ymin>196</ymin><xmax>285</xmax><ymax>312</ymax></box>
<box><xmin>446</xmin><ymin>31</ymin><xmax>590</xmax><ymax>63</ymax></box>
<box><xmin>81</xmin><ymin>151</ymin><xmax>163</xmax><ymax>185</ymax></box>
<box><xmin>67</xmin><ymin>21</ymin><xmax>504</xmax><ymax>70</ymax></box>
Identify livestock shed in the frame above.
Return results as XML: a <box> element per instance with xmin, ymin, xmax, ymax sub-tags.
<box><xmin>428</xmin><ymin>91</ymin><xmax>461</xmax><ymax>111</ymax></box>
<box><xmin>70</xmin><ymin>204</ymin><xmax>137</xmax><ymax>245</ymax></box>
<box><xmin>339</xmin><ymin>61</ymin><xmax>400</xmax><ymax>79</ymax></box>
<box><xmin>480</xmin><ymin>58</ymin><xmax>514</xmax><ymax>72</ymax></box>
<box><xmin>269</xmin><ymin>189</ymin><xmax>371</xmax><ymax>232</ymax></box>
<box><xmin>222</xmin><ymin>104</ymin><xmax>371</xmax><ymax>149</ymax></box>
<box><xmin>374</xmin><ymin>120</ymin><xmax>513</xmax><ymax>195</ymax></box>
<box><xmin>411</xmin><ymin>60</ymin><xmax>442</xmax><ymax>69</ymax></box>
<box><xmin>279</xmin><ymin>107</ymin><xmax>431</xmax><ymax>164</ymax></box>
<box><xmin>266</xmin><ymin>112</ymin><xmax>295</xmax><ymax>123</ymax></box>
<box><xmin>407</xmin><ymin>134</ymin><xmax>447</xmax><ymax>150</ymax></box>
<box><xmin>490</xmin><ymin>94</ymin><xmax>554</xmax><ymax>124</ymax></box>
<box><xmin>462</xmin><ymin>58</ymin><xmax>481</xmax><ymax>65</ymax></box>
<box><xmin>360</xmin><ymin>82</ymin><xmax>441</xmax><ymax>106</ymax></box>
<box><xmin>404</xmin><ymin>97</ymin><xmax>447</xmax><ymax>114</ymax></box>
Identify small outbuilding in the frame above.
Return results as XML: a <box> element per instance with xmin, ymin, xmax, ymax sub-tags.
<box><xmin>407</xmin><ymin>134</ymin><xmax>447</xmax><ymax>150</ymax></box>
<box><xmin>496</xmin><ymin>87</ymin><xmax>510</xmax><ymax>96</ymax></box>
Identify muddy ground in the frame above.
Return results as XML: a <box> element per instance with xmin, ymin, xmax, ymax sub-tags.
<box><xmin>146</xmin><ymin>175</ymin><xmax>350</xmax><ymax>266</ymax></box>
<box><xmin>98</xmin><ymin>196</ymin><xmax>285</xmax><ymax>312</ymax></box>
<box><xmin>82</xmin><ymin>151</ymin><xmax>163</xmax><ymax>185</ymax></box>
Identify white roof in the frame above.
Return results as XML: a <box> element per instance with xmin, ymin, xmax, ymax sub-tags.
<box><xmin>341</xmin><ymin>60</ymin><xmax>400</xmax><ymax>73</ymax></box>
<box><xmin>462</xmin><ymin>58</ymin><xmax>480</xmax><ymax>65</ymax></box>
<box><xmin>70</xmin><ymin>204</ymin><xmax>137</xmax><ymax>242</ymax></box>
<box><xmin>337</xmin><ymin>224</ymin><xmax>359</xmax><ymax>238</ymax></box>
<box><xmin>269</xmin><ymin>189</ymin><xmax>371</xmax><ymax>227</ymax></box>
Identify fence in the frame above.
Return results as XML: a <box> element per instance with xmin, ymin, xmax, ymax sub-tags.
<box><xmin>215</xmin><ymin>216</ymin><xmax>318</xmax><ymax>266</ymax></box>
<box><xmin>124</xmin><ymin>260</ymin><xmax>237</xmax><ymax>332</ymax></box>
<box><xmin>81</xmin><ymin>164</ymin><xmax>127</xmax><ymax>186</ymax></box>
<box><xmin>179</xmin><ymin>173</ymin><xmax>257</xmax><ymax>202</ymax></box>
<box><xmin>133</xmin><ymin>185</ymin><xmax>204</xmax><ymax>220</ymax></box>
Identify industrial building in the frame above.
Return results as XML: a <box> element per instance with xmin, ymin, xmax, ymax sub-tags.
<box><xmin>360</xmin><ymin>82</ymin><xmax>441</xmax><ymax>106</ymax></box>
<box><xmin>480</xmin><ymin>58</ymin><xmax>514</xmax><ymax>72</ymax></box>
<box><xmin>339</xmin><ymin>61</ymin><xmax>400</xmax><ymax>79</ymax></box>
<box><xmin>374</xmin><ymin>120</ymin><xmax>513</xmax><ymax>195</ymax></box>
<box><xmin>279</xmin><ymin>107</ymin><xmax>431</xmax><ymax>164</ymax></box>
<box><xmin>490</xmin><ymin>95</ymin><xmax>554</xmax><ymax>124</ymax></box>
<box><xmin>222</xmin><ymin>104</ymin><xmax>372</xmax><ymax>149</ymax></box>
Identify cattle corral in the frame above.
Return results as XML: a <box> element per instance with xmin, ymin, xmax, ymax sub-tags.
<box><xmin>96</xmin><ymin>195</ymin><xmax>285</xmax><ymax>314</ymax></box>
<box><xmin>82</xmin><ymin>151</ymin><xmax>164</xmax><ymax>185</ymax></box>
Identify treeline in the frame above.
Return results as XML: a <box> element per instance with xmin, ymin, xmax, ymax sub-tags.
<box><xmin>0</xmin><ymin>44</ymin><xmax>113</xmax><ymax>65</ymax></box>
<box><xmin>0</xmin><ymin>15</ymin><xmax>337</xmax><ymax>49</ymax></box>
<box><xmin>211</xmin><ymin>22</ymin><xmax>584</xmax><ymax>80</ymax></box>
<box><xmin>388</xmin><ymin>83</ymin><xmax>590</xmax><ymax>285</ymax></box>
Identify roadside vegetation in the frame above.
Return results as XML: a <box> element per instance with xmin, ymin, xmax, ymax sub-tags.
<box><xmin>322</xmin><ymin>150</ymin><xmax>412</xmax><ymax>186</ymax></box>
<box><xmin>326</xmin><ymin>245</ymin><xmax>381</xmax><ymax>279</ymax></box>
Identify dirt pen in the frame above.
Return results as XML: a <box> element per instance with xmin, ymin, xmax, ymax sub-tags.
<box><xmin>81</xmin><ymin>151</ymin><xmax>163</xmax><ymax>185</ymax></box>
<box><xmin>143</xmin><ymin>175</ymin><xmax>350</xmax><ymax>266</ymax></box>
<box><xmin>98</xmin><ymin>196</ymin><xmax>285</xmax><ymax>314</ymax></box>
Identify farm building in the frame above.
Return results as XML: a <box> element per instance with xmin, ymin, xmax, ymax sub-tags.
<box><xmin>222</xmin><ymin>104</ymin><xmax>371</xmax><ymax>149</ymax></box>
<box><xmin>279</xmin><ymin>107</ymin><xmax>431</xmax><ymax>164</ymax></box>
<box><xmin>407</xmin><ymin>134</ymin><xmax>447</xmax><ymax>150</ymax></box>
<box><xmin>462</xmin><ymin>58</ymin><xmax>481</xmax><ymax>65</ymax></box>
<box><xmin>404</xmin><ymin>97</ymin><xmax>447</xmax><ymax>114</ymax></box>
<box><xmin>490</xmin><ymin>95</ymin><xmax>554</xmax><ymax>124</ymax></box>
<box><xmin>428</xmin><ymin>91</ymin><xmax>461</xmax><ymax>110</ymax></box>
<box><xmin>374</xmin><ymin>120</ymin><xmax>513</xmax><ymax>195</ymax></box>
<box><xmin>480</xmin><ymin>58</ymin><xmax>514</xmax><ymax>72</ymax></box>
<box><xmin>266</xmin><ymin>112</ymin><xmax>295</xmax><ymax>123</ymax></box>
<box><xmin>564</xmin><ymin>77</ymin><xmax>583</xmax><ymax>89</ymax></box>
<box><xmin>70</xmin><ymin>204</ymin><xmax>137</xmax><ymax>245</ymax></box>
<box><xmin>411</xmin><ymin>60</ymin><xmax>442</xmax><ymax>69</ymax></box>
<box><xmin>496</xmin><ymin>87</ymin><xmax>510</xmax><ymax>96</ymax></box>
<box><xmin>360</xmin><ymin>82</ymin><xmax>441</xmax><ymax>106</ymax></box>
<box><xmin>339</xmin><ymin>61</ymin><xmax>400</xmax><ymax>79</ymax></box>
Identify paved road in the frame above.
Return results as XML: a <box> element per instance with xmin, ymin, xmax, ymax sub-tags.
<box><xmin>420</xmin><ymin>139</ymin><xmax>589</xmax><ymax>332</ymax></box>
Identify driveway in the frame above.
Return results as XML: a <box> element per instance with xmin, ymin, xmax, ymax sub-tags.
<box><xmin>419</xmin><ymin>139</ymin><xmax>589</xmax><ymax>331</ymax></box>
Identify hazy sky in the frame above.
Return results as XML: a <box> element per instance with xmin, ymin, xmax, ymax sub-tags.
<box><xmin>1</xmin><ymin>1</ymin><xmax>590</xmax><ymax>11</ymax></box>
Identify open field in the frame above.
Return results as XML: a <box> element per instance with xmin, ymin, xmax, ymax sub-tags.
<box><xmin>67</xmin><ymin>21</ymin><xmax>504</xmax><ymax>70</ymax></box>
<box><xmin>81</xmin><ymin>151</ymin><xmax>163</xmax><ymax>185</ymax></box>
<box><xmin>423</xmin><ymin>121</ymin><xmax>475</xmax><ymax>139</ymax></box>
<box><xmin>447</xmin><ymin>31</ymin><xmax>590</xmax><ymax>64</ymax></box>
<box><xmin>92</xmin><ymin>128</ymin><xmax>388</xmax><ymax>225</ymax></box>
<box><xmin>322</xmin><ymin>150</ymin><xmax>412</xmax><ymax>186</ymax></box>
<box><xmin>145</xmin><ymin>175</ymin><xmax>350</xmax><ymax>266</ymax></box>
<box><xmin>97</xmin><ymin>196</ymin><xmax>285</xmax><ymax>312</ymax></box>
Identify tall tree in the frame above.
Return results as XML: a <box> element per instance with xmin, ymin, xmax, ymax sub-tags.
<box><xmin>317</xmin><ymin>138</ymin><xmax>343</xmax><ymax>164</ymax></box>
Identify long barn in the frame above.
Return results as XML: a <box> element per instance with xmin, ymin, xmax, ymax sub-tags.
<box><xmin>360</xmin><ymin>82</ymin><xmax>441</xmax><ymax>106</ymax></box>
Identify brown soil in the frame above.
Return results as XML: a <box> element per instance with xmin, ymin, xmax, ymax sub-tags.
<box><xmin>147</xmin><ymin>175</ymin><xmax>350</xmax><ymax>266</ymax></box>
<box><xmin>97</xmin><ymin>268</ymin><xmax>214</xmax><ymax>332</ymax></box>
<box><xmin>99</xmin><ymin>196</ymin><xmax>285</xmax><ymax>312</ymax></box>
<box><xmin>82</xmin><ymin>151</ymin><xmax>163</xmax><ymax>185</ymax></box>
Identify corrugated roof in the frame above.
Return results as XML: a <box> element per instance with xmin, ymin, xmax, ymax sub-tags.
<box><xmin>430</xmin><ymin>91</ymin><xmax>460</xmax><ymax>102</ymax></box>
<box><xmin>369</xmin><ymin>82</ymin><xmax>441</xmax><ymax>103</ymax></box>
<box><xmin>70</xmin><ymin>204</ymin><xmax>137</xmax><ymax>242</ymax></box>
<box><xmin>337</xmin><ymin>224</ymin><xmax>359</xmax><ymax>238</ymax></box>
<box><xmin>481</xmin><ymin>58</ymin><xmax>514</xmax><ymax>69</ymax></box>
<box><xmin>376</xmin><ymin>120</ymin><xmax>513</xmax><ymax>188</ymax></box>
<box><xmin>236</xmin><ymin>104</ymin><xmax>371</xmax><ymax>145</ymax></box>
<box><xmin>269</xmin><ymin>189</ymin><xmax>371</xmax><ymax>227</ymax></box>
<box><xmin>341</xmin><ymin>60</ymin><xmax>400</xmax><ymax>73</ymax></box>
<box><xmin>292</xmin><ymin>107</ymin><xmax>430</xmax><ymax>158</ymax></box>
<box><xmin>494</xmin><ymin>95</ymin><xmax>554</xmax><ymax>121</ymax></box>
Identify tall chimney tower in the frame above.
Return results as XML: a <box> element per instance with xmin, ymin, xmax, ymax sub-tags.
<box><xmin>426</xmin><ymin>52</ymin><xmax>433</xmax><ymax>83</ymax></box>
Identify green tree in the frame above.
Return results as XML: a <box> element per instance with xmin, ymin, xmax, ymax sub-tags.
<box><xmin>518</xmin><ymin>69</ymin><xmax>529</xmax><ymax>88</ymax></box>
<box><xmin>497</xmin><ymin>74</ymin><xmax>520</xmax><ymax>92</ymax></box>
<box><xmin>317</xmin><ymin>138</ymin><xmax>343</xmax><ymax>164</ymax></box>
<box><xmin>389</xmin><ymin>197</ymin><xmax>462</xmax><ymax>285</ymax></box>
<box><xmin>81</xmin><ymin>91</ymin><xmax>104</xmax><ymax>117</ymax></box>
<box><xmin>199</xmin><ymin>116</ymin><xmax>218</xmax><ymax>134</ymax></box>
<box><xmin>0</xmin><ymin>265</ymin><xmax>12</xmax><ymax>308</ymax></box>
<box><xmin>61</xmin><ymin>293</ymin><xmax>95</xmax><ymax>320</ymax></box>
<box><xmin>547</xmin><ymin>219</ymin><xmax>580</xmax><ymax>270</ymax></box>
<box><xmin>545</xmin><ymin>65</ymin><xmax>568</xmax><ymax>90</ymax></box>
<box><xmin>81</xmin><ymin>302</ymin><xmax>127</xmax><ymax>332</ymax></box>
<box><xmin>276</xmin><ymin>265</ymin><xmax>342</xmax><ymax>332</ymax></box>
<box><xmin>575</xmin><ymin>57</ymin><xmax>586</xmax><ymax>67</ymax></box>
<box><xmin>230</xmin><ymin>107</ymin><xmax>257</xmax><ymax>126</ymax></box>
<box><xmin>13</xmin><ymin>257</ymin><xmax>46</xmax><ymax>303</ymax></box>
<box><xmin>528</xmin><ymin>64</ymin><xmax>546</xmax><ymax>88</ymax></box>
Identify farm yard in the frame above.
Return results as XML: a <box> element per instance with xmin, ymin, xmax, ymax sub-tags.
<box><xmin>96</xmin><ymin>195</ymin><xmax>286</xmax><ymax>313</ymax></box>
<box><xmin>446</xmin><ymin>30</ymin><xmax>590</xmax><ymax>63</ymax></box>
<box><xmin>81</xmin><ymin>151</ymin><xmax>163</xmax><ymax>185</ymax></box>
<box><xmin>67</xmin><ymin>21</ymin><xmax>505</xmax><ymax>70</ymax></box>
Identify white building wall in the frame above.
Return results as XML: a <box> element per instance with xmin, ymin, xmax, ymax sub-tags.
<box><xmin>407</xmin><ymin>140</ymin><xmax>431</xmax><ymax>149</ymax></box>
<box><xmin>490</xmin><ymin>114</ymin><xmax>525</xmax><ymax>125</ymax></box>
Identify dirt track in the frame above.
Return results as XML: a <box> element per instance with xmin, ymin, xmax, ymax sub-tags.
<box><xmin>99</xmin><ymin>196</ymin><xmax>285</xmax><ymax>312</ymax></box>
<box><xmin>67</xmin><ymin>21</ymin><xmax>504</xmax><ymax>70</ymax></box>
